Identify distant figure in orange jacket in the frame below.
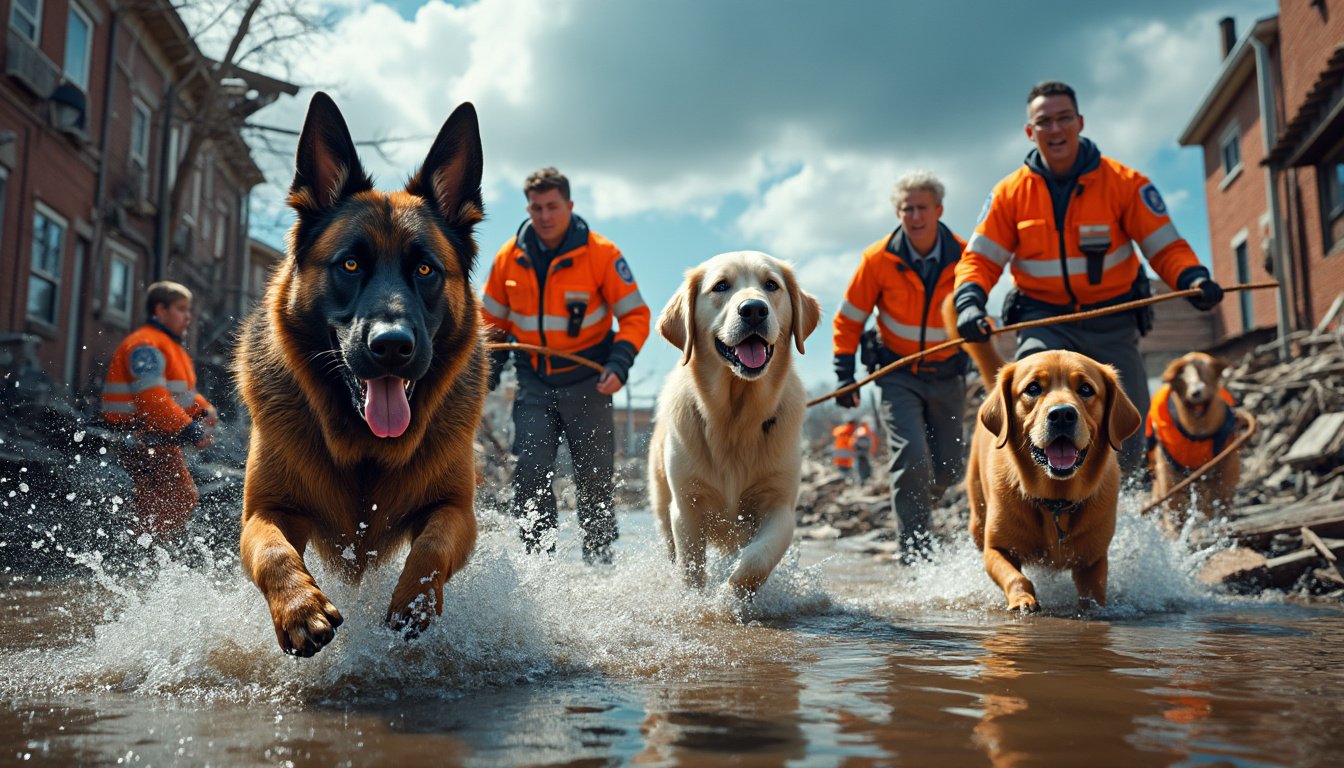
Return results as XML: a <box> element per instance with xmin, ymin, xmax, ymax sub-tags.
<box><xmin>953</xmin><ymin>81</ymin><xmax>1225</xmax><ymax>473</ymax></box>
<box><xmin>832</xmin><ymin>419</ymin><xmax>859</xmax><ymax>482</ymax></box>
<box><xmin>102</xmin><ymin>281</ymin><xmax>215</xmax><ymax>541</ymax></box>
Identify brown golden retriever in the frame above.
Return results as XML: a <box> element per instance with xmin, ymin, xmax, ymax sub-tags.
<box><xmin>234</xmin><ymin>93</ymin><xmax>487</xmax><ymax>656</ymax></box>
<box><xmin>649</xmin><ymin>251</ymin><xmax>820</xmax><ymax>594</ymax></box>
<box><xmin>1146</xmin><ymin>352</ymin><xmax>1240</xmax><ymax>535</ymax></box>
<box><xmin>965</xmin><ymin>351</ymin><xmax>1141</xmax><ymax>612</ymax></box>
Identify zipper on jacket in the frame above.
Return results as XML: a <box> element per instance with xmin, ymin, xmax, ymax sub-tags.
<box><xmin>1057</xmin><ymin>184</ymin><xmax>1083</xmax><ymax>310</ymax></box>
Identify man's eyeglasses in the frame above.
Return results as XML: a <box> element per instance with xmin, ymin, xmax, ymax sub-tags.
<box><xmin>1030</xmin><ymin>113</ymin><xmax>1078</xmax><ymax>130</ymax></box>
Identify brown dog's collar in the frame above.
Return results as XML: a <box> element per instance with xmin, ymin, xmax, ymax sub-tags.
<box><xmin>1031</xmin><ymin>497</ymin><xmax>1083</xmax><ymax>545</ymax></box>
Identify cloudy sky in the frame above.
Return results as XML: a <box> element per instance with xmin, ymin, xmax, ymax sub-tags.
<box><xmin>243</xmin><ymin>0</ymin><xmax>1273</xmax><ymax>402</ymax></box>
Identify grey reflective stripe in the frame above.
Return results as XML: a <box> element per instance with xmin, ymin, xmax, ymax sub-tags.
<box><xmin>174</xmin><ymin>391</ymin><xmax>196</xmax><ymax>408</ymax></box>
<box><xmin>103</xmin><ymin>382</ymin><xmax>132</xmax><ymax>394</ymax></box>
<box><xmin>510</xmin><ymin>312</ymin><xmax>540</xmax><ymax>332</ymax></box>
<box><xmin>967</xmin><ymin>232</ymin><xmax>1012</xmax><ymax>265</ymax></box>
<box><xmin>540</xmin><ymin>304</ymin><xmax>609</xmax><ymax>332</ymax></box>
<box><xmin>838</xmin><ymin>300</ymin><xmax>869</xmax><ymax>323</ymax></box>
<box><xmin>1014</xmin><ymin>243</ymin><xmax>1135</xmax><ymax>278</ymax></box>
<box><xmin>612</xmin><ymin>290</ymin><xmax>647</xmax><ymax>318</ymax></box>
<box><xmin>1139</xmin><ymin>222</ymin><xmax>1181</xmax><ymax>257</ymax></box>
<box><xmin>129</xmin><ymin>376</ymin><xmax>168</xmax><ymax>393</ymax></box>
<box><xmin>833</xmin><ymin>449</ymin><xmax>854</xmax><ymax>459</ymax></box>
<box><xmin>879</xmin><ymin>314</ymin><xmax>946</xmax><ymax>342</ymax></box>
<box><xmin>166</xmin><ymin>380</ymin><xmax>189</xmax><ymax>393</ymax></box>
<box><xmin>102</xmin><ymin>402</ymin><xmax>135</xmax><ymax>414</ymax></box>
<box><xmin>481</xmin><ymin>294</ymin><xmax>509</xmax><ymax>320</ymax></box>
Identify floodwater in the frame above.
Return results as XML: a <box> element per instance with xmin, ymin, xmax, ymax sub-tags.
<box><xmin>2</xmin><ymin>505</ymin><xmax>1343</xmax><ymax>767</ymax></box>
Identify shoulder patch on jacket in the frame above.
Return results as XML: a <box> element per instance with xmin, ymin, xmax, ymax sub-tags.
<box><xmin>1139</xmin><ymin>184</ymin><xmax>1167</xmax><ymax>216</ymax></box>
<box><xmin>976</xmin><ymin>192</ymin><xmax>994</xmax><ymax>225</ymax></box>
<box><xmin>129</xmin><ymin>345</ymin><xmax>166</xmax><ymax>379</ymax></box>
<box><xmin>613</xmin><ymin>256</ymin><xmax>635</xmax><ymax>285</ymax></box>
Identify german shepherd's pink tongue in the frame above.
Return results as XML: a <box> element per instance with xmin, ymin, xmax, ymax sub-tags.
<box><xmin>734</xmin><ymin>338</ymin><xmax>768</xmax><ymax>368</ymax></box>
<box><xmin>1045</xmin><ymin>439</ymin><xmax>1079</xmax><ymax>470</ymax></box>
<box><xmin>364</xmin><ymin>377</ymin><xmax>411</xmax><ymax>438</ymax></box>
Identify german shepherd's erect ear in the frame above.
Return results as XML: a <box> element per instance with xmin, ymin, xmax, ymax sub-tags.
<box><xmin>405</xmin><ymin>102</ymin><xmax>484</xmax><ymax>275</ymax></box>
<box><xmin>289</xmin><ymin>91</ymin><xmax>375</xmax><ymax>214</ymax></box>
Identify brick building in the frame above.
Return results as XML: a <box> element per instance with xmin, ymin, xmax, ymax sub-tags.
<box><xmin>0</xmin><ymin>0</ymin><xmax>295</xmax><ymax>405</ymax></box>
<box><xmin>1179</xmin><ymin>3</ymin><xmax>1344</xmax><ymax>345</ymax></box>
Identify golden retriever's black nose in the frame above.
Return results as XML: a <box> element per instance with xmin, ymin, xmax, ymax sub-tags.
<box><xmin>1047</xmin><ymin>405</ymin><xmax>1077</xmax><ymax>428</ymax></box>
<box><xmin>738</xmin><ymin>299</ymin><xmax>769</xmax><ymax>325</ymax></box>
<box><xmin>369</xmin><ymin>324</ymin><xmax>416</xmax><ymax>366</ymax></box>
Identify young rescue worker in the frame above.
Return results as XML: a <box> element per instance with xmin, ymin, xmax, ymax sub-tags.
<box><xmin>953</xmin><ymin>81</ymin><xmax>1224</xmax><ymax>473</ymax></box>
<box><xmin>832</xmin><ymin>418</ymin><xmax>859</xmax><ymax>483</ymax></box>
<box><xmin>102</xmin><ymin>281</ymin><xmax>216</xmax><ymax>541</ymax></box>
<box><xmin>481</xmin><ymin>167</ymin><xmax>650</xmax><ymax>564</ymax></box>
<box><xmin>833</xmin><ymin>170</ymin><xmax>969</xmax><ymax>559</ymax></box>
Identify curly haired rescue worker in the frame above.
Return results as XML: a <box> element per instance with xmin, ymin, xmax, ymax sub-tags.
<box><xmin>481</xmin><ymin>167</ymin><xmax>650</xmax><ymax>564</ymax></box>
<box><xmin>102</xmin><ymin>281</ymin><xmax>216</xmax><ymax>540</ymax></box>
<box><xmin>953</xmin><ymin>81</ymin><xmax>1224</xmax><ymax>472</ymax></box>
<box><xmin>833</xmin><ymin>170</ymin><xmax>968</xmax><ymax>559</ymax></box>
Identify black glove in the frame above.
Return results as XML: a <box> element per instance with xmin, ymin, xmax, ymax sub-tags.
<box><xmin>833</xmin><ymin>353</ymin><xmax>856</xmax><ymax>383</ymax></box>
<box><xmin>1189</xmin><ymin>279</ymin><xmax>1224</xmax><ymax>311</ymax></box>
<box><xmin>953</xmin><ymin>283</ymin><xmax>991</xmax><ymax>343</ymax></box>
<box><xmin>604</xmin><ymin>340</ymin><xmax>637</xmax><ymax>384</ymax></box>
<box><xmin>835</xmin><ymin>379</ymin><xmax>860</xmax><ymax>408</ymax></box>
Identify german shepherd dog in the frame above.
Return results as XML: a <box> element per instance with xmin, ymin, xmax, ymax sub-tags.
<box><xmin>235</xmin><ymin>93</ymin><xmax>487</xmax><ymax>656</ymax></box>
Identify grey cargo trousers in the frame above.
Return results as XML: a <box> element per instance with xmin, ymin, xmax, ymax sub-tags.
<box><xmin>511</xmin><ymin>372</ymin><xmax>617</xmax><ymax>562</ymax></box>
<box><xmin>876</xmin><ymin>369</ymin><xmax>966</xmax><ymax>556</ymax></box>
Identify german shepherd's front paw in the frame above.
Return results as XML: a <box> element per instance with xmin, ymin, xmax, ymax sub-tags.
<box><xmin>385</xmin><ymin>571</ymin><xmax>444</xmax><ymax>638</ymax></box>
<box><xmin>269</xmin><ymin>587</ymin><xmax>343</xmax><ymax>657</ymax></box>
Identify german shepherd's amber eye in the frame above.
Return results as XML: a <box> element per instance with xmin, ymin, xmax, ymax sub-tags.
<box><xmin>1078</xmin><ymin>382</ymin><xmax>1095</xmax><ymax>398</ymax></box>
<box><xmin>416</xmin><ymin>262</ymin><xmax>434</xmax><ymax>277</ymax></box>
<box><xmin>1024</xmin><ymin>381</ymin><xmax>1043</xmax><ymax>397</ymax></box>
<box><xmin>341</xmin><ymin>258</ymin><xmax>360</xmax><ymax>273</ymax></box>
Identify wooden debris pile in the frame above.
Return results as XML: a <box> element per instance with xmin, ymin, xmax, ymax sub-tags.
<box><xmin>1198</xmin><ymin>296</ymin><xmax>1344</xmax><ymax>597</ymax></box>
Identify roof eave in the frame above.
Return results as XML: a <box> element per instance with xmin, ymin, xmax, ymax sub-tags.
<box><xmin>1177</xmin><ymin>16</ymin><xmax>1279</xmax><ymax>147</ymax></box>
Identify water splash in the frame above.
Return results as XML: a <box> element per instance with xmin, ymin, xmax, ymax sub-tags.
<box><xmin>0</xmin><ymin>511</ymin><xmax>835</xmax><ymax>705</ymax></box>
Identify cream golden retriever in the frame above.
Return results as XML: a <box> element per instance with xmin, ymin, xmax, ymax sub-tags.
<box><xmin>649</xmin><ymin>251</ymin><xmax>821</xmax><ymax>594</ymax></box>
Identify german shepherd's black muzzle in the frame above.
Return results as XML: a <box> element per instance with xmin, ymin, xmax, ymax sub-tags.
<box><xmin>331</xmin><ymin>264</ymin><xmax>443</xmax><ymax>439</ymax></box>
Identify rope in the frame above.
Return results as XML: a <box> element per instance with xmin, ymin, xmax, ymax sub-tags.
<box><xmin>807</xmin><ymin>281</ymin><xmax>1279</xmax><ymax>408</ymax></box>
<box><xmin>485</xmin><ymin>342</ymin><xmax>608</xmax><ymax>373</ymax></box>
<box><xmin>1136</xmin><ymin>409</ymin><xmax>1258</xmax><ymax>518</ymax></box>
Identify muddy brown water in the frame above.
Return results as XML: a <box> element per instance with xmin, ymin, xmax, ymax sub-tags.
<box><xmin>2</xmin><ymin>510</ymin><xmax>1342</xmax><ymax>767</ymax></box>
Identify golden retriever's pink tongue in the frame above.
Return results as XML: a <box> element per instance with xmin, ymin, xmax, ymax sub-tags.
<box><xmin>1045</xmin><ymin>441</ymin><xmax>1078</xmax><ymax>469</ymax></box>
<box><xmin>364</xmin><ymin>377</ymin><xmax>410</xmax><ymax>438</ymax></box>
<box><xmin>734</xmin><ymin>338</ymin><xmax>767</xmax><ymax>368</ymax></box>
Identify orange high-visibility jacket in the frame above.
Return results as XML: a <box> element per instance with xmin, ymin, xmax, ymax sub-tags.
<box><xmin>482</xmin><ymin>217</ymin><xmax>649</xmax><ymax>384</ymax></box>
<box><xmin>834</xmin><ymin>223</ymin><xmax>965</xmax><ymax>369</ymax></box>
<box><xmin>1145</xmin><ymin>383</ymin><xmax>1237</xmax><ymax>471</ymax></box>
<box><xmin>832</xmin><ymin>423</ymin><xmax>858</xmax><ymax>468</ymax></box>
<box><xmin>102</xmin><ymin>322</ymin><xmax>212</xmax><ymax>437</ymax></box>
<box><xmin>955</xmin><ymin>155</ymin><xmax>1203</xmax><ymax>308</ymax></box>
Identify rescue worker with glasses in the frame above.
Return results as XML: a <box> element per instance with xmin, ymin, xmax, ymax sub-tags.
<box><xmin>481</xmin><ymin>167</ymin><xmax>650</xmax><ymax>564</ymax></box>
<box><xmin>833</xmin><ymin>170</ymin><xmax>969</xmax><ymax>561</ymax></box>
<box><xmin>953</xmin><ymin>81</ymin><xmax>1224</xmax><ymax>473</ymax></box>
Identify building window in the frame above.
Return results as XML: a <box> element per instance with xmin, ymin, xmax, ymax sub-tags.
<box><xmin>1323</xmin><ymin>161</ymin><xmax>1344</xmax><ymax>251</ymax></box>
<box><xmin>1219</xmin><ymin>122</ymin><xmax>1242</xmax><ymax>185</ymax></box>
<box><xmin>107</xmin><ymin>248</ymin><xmax>135</xmax><ymax>320</ymax></box>
<box><xmin>63</xmin><ymin>4</ymin><xmax>93</xmax><ymax>91</ymax></box>
<box><xmin>1234</xmin><ymin>240</ymin><xmax>1253</xmax><ymax>332</ymax></box>
<box><xmin>27</xmin><ymin>205</ymin><xmax>67</xmax><ymax>325</ymax></box>
<box><xmin>9</xmin><ymin>0</ymin><xmax>42</xmax><ymax>44</ymax></box>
